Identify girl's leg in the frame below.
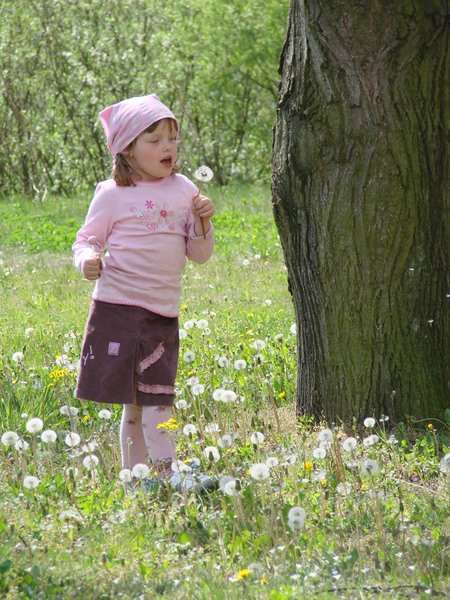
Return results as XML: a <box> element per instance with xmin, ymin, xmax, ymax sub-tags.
<box><xmin>142</xmin><ymin>405</ymin><xmax>177</xmax><ymax>477</ymax></box>
<box><xmin>120</xmin><ymin>404</ymin><xmax>147</xmax><ymax>469</ymax></box>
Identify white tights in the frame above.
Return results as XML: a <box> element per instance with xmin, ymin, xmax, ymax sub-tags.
<box><xmin>120</xmin><ymin>404</ymin><xmax>176</xmax><ymax>473</ymax></box>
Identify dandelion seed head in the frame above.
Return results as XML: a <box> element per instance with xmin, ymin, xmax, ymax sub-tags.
<box><xmin>183</xmin><ymin>320</ymin><xmax>194</xmax><ymax>330</ymax></box>
<box><xmin>12</xmin><ymin>351</ymin><xmax>24</xmax><ymax>363</ymax></box>
<box><xmin>290</xmin><ymin>323</ymin><xmax>297</xmax><ymax>335</ymax></box>
<box><xmin>131</xmin><ymin>463</ymin><xmax>150</xmax><ymax>479</ymax></box>
<box><xmin>118</xmin><ymin>469</ymin><xmax>132</xmax><ymax>483</ymax></box>
<box><xmin>364</xmin><ymin>417</ymin><xmax>376</xmax><ymax>428</ymax></box>
<box><xmin>439</xmin><ymin>453</ymin><xmax>450</xmax><ymax>473</ymax></box>
<box><xmin>60</xmin><ymin>406</ymin><xmax>79</xmax><ymax>417</ymax></box>
<box><xmin>196</xmin><ymin>319</ymin><xmax>209</xmax><ymax>330</ymax></box>
<box><xmin>221</xmin><ymin>389</ymin><xmax>237</xmax><ymax>403</ymax></box>
<box><xmin>250</xmin><ymin>431</ymin><xmax>265</xmax><ymax>445</ymax></box>
<box><xmin>183</xmin><ymin>351</ymin><xmax>196</xmax><ymax>363</ymax></box>
<box><xmin>336</xmin><ymin>482</ymin><xmax>352</xmax><ymax>496</ymax></box>
<box><xmin>183</xmin><ymin>424</ymin><xmax>197</xmax><ymax>436</ymax></box>
<box><xmin>287</xmin><ymin>506</ymin><xmax>306</xmax><ymax>530</ymax></box>
<box><xmin>191</xmin><ymin>383</ymin><xmax>205</xmax><ymax>396</ymax></box>
<box><xmin>1</xmin><ymin>431</ymin><xmax>20</xmax><ymax>447</ymax></box>
<box><xmin>171</xmin><ymin>460</ymin><xmax>192</xmax><ymax>473</ymax></box>
<box><xmin>204</xmin><ymin>423</ymin><xmax>220</xmax><ymax>433</ymax></box>
<box><xmin>26</xmin><ymin>418</ymin><xmax>44</xmax><ymax>434</ymax></box>
<box><xmin>264</xmin><ymin>299</ymin><xmax>272</xmax><ymax>306</ymax></box>
<box><xmin>179</xmin><ymin>328</ymin><xmax>187</xmax><ymax>339</ymax></box>
<box><xmin>203</xmin><ymin>446</ymin><xmax>220</xmax><ymax>462</ymax></box>
<box><xmin>341</xmin><ymin>437</ymin><xmax>358</xmax><ymax>452</ymax></box>
<box><xmin>363</xmin><ymin>434</ymin><xmax>379</xmax><ymax>447</ymax></box>
<box><xmin>98</xmin><ymin>409</ymin><xmax>112</xmax><ymax>420</ymax></box>
<box><xmin>41</xmin><ymin>429</ymin><xmax>57</xmax><ymax>443</ymax></box>
<box><xmin>174</xmin><ymin>399</ymin><xmax>188</xmax><ymax>410</ymax></box>
<box><xmin>250</xmin><ymin>463</ymin><xmax>270</xmax><ymax>481</ymax></box>
<box><xmin>217</xmin><ymin>434</ymin><xmax>234</xmax><ymax>448</ymax></box>
<box><xmin>234</xmin><ymin>359</ymin><xmax>247</xmax><ymax>370</ymax></box>
<box><xmin>23</xmin><ymin>475</ymin><xmax>40</xmax><ymax>490</ymax></box>
<box><xmin>313</xmin><ymin>447</ymin><xmax>327</xmax><ymax>459</ymax></box>
<box><xmin>266</xmin><ymin>457</ymin><xmax>279</xmax><ymax>468</ymax></box>
<box><xmin>64</xmin><ymin>432</ymin><xmax>81</xmax><ymax>447</ymax></box>
<box><xmin>217</xmin><ymin>356</ymin><xmax>230</xmax><ymax>368</ymax></box>
<box><xmin>360</xmin><ymin>458</ymin><xmax>380</xmax><ymax>476</ymax></box>
<box><xmin>194</xmin><ymin>165</ymin><xmax>214</xmax><ymax>183</ymax></box>
<box><xmin>249</xmin><ymin>339</ymin><xmax>265</xmax><ymax>351</ymax></box>
<box><xmin>14</xmin><ymin>439</ymin><xmax>30</xmax><ymax>451</ymax></box>
<box><xmin>82</xmin><ymin>455</ymin><xmax>99</xmax><ymax>469</ymax></box>
<box><xmin>318</xmin><ymin>429</ymin><xmax>333</xmax><ymax>443</ymax></box>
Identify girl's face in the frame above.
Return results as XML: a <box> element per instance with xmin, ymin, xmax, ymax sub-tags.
<box><xmin>124</xmin><ymin>119</ymin><xmax>178</xmax><ymax>181</ymax></box>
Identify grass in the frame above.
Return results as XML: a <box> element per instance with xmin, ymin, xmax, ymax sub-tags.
<box><xmin>0</xmin><ymin>185</ymin><xmax>449</xmax><ymax>599</ymax></box>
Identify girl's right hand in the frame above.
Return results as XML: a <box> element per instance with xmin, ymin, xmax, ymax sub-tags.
<box><xmin>82</xmin><ymin>254</ymin><xmax>102</xmax><ymax>280</ymax></box>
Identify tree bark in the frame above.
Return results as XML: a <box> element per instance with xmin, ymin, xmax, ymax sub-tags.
<box><xmin>272</xmin><ymin>0</ymin><xmax>449</xmax><ymax>425</ymax></box>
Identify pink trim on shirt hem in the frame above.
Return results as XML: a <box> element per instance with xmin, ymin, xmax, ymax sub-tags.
<box><xmin>137</xmin><ymin>383</ymin><xmax>175</xmax><ymax>395</ymax></box>
<box><xmin>138</xmin><ymin>343</ymin><xmax>165</xmax><ymax>374</ymax></box>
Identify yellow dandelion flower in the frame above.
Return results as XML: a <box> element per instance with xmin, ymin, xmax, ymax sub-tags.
<box><xmin>427</xmin><ymin>423</ymin><xmax>434</xmax><ymax>430</ymax></box>
<box><xmin>278</xmin><ymin>391</ymin><xmax>286</xmax><ymax>399</ymax></box>
<box><xmin>236</xmin><ymin>569</ymin><xmax>251</xmax><ymax>580</ymax></box>
<box><xmin>320</xmin><ymin>479</ymin><xmax>328</xmax><ymax>487</ymax></box>
<box><xmin>304</xmin><ymin>461</ymin><xmax>313</xmax><ymax>471</ymax></box>
<box><xmin>83</xmin><ymin>415</ymin><xmax>90</xmax><ymax>423</ymax></box>
<box><xmin>261</xmin><ymin>577</ymin><xmax>267</xmax><ymax>585</ymax></box>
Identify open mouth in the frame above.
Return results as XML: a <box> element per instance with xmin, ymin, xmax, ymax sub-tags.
<box><xmin>161</xmin><ymin>158</ymin><xmax>172</xmax><ymax>168</ymax></box>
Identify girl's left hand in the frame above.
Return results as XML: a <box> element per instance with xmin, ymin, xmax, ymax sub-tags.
<box><xmin>193</xmin><ymin>193</ymin><xmax>215</xmax><ymax>219</ymax></box>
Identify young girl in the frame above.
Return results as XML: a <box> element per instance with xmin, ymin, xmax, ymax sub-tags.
<box><xmin>73</xmin><ymin>94</ymin><xmax>215</xmax><ymax>491</ymax></box>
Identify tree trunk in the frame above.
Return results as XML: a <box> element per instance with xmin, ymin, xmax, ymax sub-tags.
<box><xmin>272</xmin><ymin>0</ymin><xmax>449</xmax><ymax>425</ymax></box>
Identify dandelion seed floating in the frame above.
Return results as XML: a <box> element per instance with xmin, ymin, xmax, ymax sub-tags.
<box><xmin>194</xmin><ymin>165</ymin><xmax>214</xmax><ymax>239</ymax></box>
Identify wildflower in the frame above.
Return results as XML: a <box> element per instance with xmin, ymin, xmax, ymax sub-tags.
<box><xmin>25</xmin><ymin>327</ymin><xmax>35</xmax><ymax>337</ymax></box>
<box><xmin>98</xmin><ymin>409</ymin><xmax>112</xmax><ymax>420</ymax></box>
<box><xmin>132</xmin><ymin>463</ymin><xmax>150</xmax><ymax>479</ymax></box>
<box><xmin>336</xmin><ymin>482</ymin><xmax>352</xmax><ymax>496</ymax></box>
<box><xmin>219</xmin><ymin>389</ymin><xmax>237</xmax><ymax>403</ymax></box>
<box><xmin>157</xmin><ymin>418</ymin><xmax>179</xmax><ymax>431</ymax></box>
<box><xmin>118</xmin><ymin>469</ymin><xmax>132</xmax><ymax>483</ymax></box>
<box><xmin>290</xmin><ymin>323</ymin><xmax>297</xmax><ymax>335</ymax></box>
<box><xmin>26</xmin><ymin>418</ymin><xmax>44</xmax><ymax>434</ymax></box>
<box><xmin>23</xmin><ymin>475</ymin><xmax>40</xmax><ymax>490</ymax></box>
<box><xmin>64</xmin><ymin>432</ymin><xmax>81</xmax><ymax>447</ymax></box>
<box><xmin>266</xmin><ymin>457</ymin><xmax>279</xmax><ymax>468</ymax></box>
<box><xmin>14</xmin><ymin>440</ymin><xmax>30</xmax><ymax>451</ymax></box>
<box><xmin>363</xmin><ymin>434</ymin><xmax>379</xmax><ymax>447</ymax></box>
<box><xmin>191</xmin><ymin>383</ymin><xmax>205</xmax><ymax>396</ymax></box>
<box><xmin>171</xmin><ymin>460</ymin><xmax>192</xmax><ymax>473</ymax></box>
<box><xmin>264</xmin><ymin>299</ymin><xmax>272</xmax><ymax>306</ymax></box>
<box><xmin>219</xmin><ymin>476</ymin><xmax>238</xmax><ymax>496</ymax></box>
<box><xmin>427</xmin><ymin>423</ymin><xmax>434</xmax><ymax>431</ymax></box>
<box><xmin>82</xmin><ymin>455</ymin><xmax>99</xmax><ymax>469</ymax></box>
<box><xmin>41</xmin><ymin>430</ymin><xmax>57</xmax><ymax>443</ymax></box>
<box><xmin>174</xmin><ymin>399</ymin><xmax>188</xmax><ymax>410</ymax></box>
<box><xmin>218</xmin><ymin>356</ymin><xmax>230</xmax><ymax>368</ymax></box>
<box><xmin>183</xmin><ymin>351</ymin><xmax>196</xmax><ymax>363</ymax></box>
<box><xmin>242</xmin><ymin>259</ymin><xmax>250</xmax><ymax>267</ymax></box>
<box><xmin>283</xmin><ymin>453</ymin><xmax>298</xmax><ymax>465</ymax></box>
<box><xmin>203</xmin><ymin>446</ymin><xmax>220</xmax><ymax>462</ymax></box>
<box><xmin>341</xmin><ymin>437</ymin><xmax>358</xmax><ymax>452</ymax></box>
<box><xmin>287</xmin><ymin>506</ymin><xmax>306</xmax><ymax>531</ymax></box>
<box><xmin>360</xmin><ymin>458</ymin><xmax>379</xmax><ymax>476</ymax></box>
<box><xmin>186</xmin><ymin>376</ymin><xmax>199</xmax><ymax>386</ymax></box>
<box><xmin>234</xmin><ymin>359</ymin><xmax>247</xmax><ymax>370</ymax></box>
<box><xmin>183</xmin><ymin>424</ymin><xmax>197</xmax><ymax>436</ymax></box>
<box><xmin>249</xmin><ymin>340</ymin><xmax>265</xmax><ymax>351</ymax></box>
<box><xmin>194</xmin><ymin>165</ymin><xmax>214</xmax><ymax>182</ymax></box>
<box><xmin>313</xmin><ymin>447</ymin><xmax>327</xmax><ymax>459</ymax></box>
<box><xmin>304</xmin><ymin>461</ymin><xmax>313</xmax><ymax>471</ymax></box>
<box><xmin>12</xmin><ymin>351</ymin><xmax>24</xmax><ymax>363</ymax></box>
<box><xmin>250</xmin><ymin>432</ymin><xmax>265</xmax><ymax>445</ymax></box>
<box><xmin>60</xmin><ymin>406</ymin><xmax>79</xmax><ymax>417</ymax></box>
<box><xmin>196</xmin><ymin>319</ymin><xmax>209</xmax><ymax>330</ymax></box>
<box><xmin>250</xmin><ymin>463</ymin><xmax>270</xmax><ymax>481</ymax></box>
<box><xmin>216</xmin><ymin>433</ymin><xmax>233</xmax><ymax>449</ymax></box>
<box><xmin>183</xmin><ymin>320</ymin><xmax>194</xmax><ymax>330</ymax></box>
<box><xmin>439</xmin><ymin>453</ymin><xmax>450</xmax><ymax>474</ymax></box>
<box><xmin>179</xmin><ymin>328</ymin><xmax>187</xmax><ymax>339</ymax></box>
<box><xmin>236</xmin><ymin>569</ymin><xmax>251</xmax><ymax>581</ymax></box>
<box><xmin>1</xmin><ymin>431</ymin><xmax>20</xmax><ymax>447</ymax></box>
<box><xmin>363</xmin><ymin>417</ymin><xmax>376</xmax><ymax>428</ymax></box>
<box><xmin>318</xmin><ymin>429</ymin><xmax>333</xmax><ymax>443</ymax></box>
<box><xmin>254</xmin><ymin>353</ymin><xmax>265</xmax><ymax>364</ymax></box>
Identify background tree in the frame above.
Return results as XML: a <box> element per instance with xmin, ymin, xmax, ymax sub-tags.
<box><xmin>272</xmin><ymin>0</ymin><xmax>449</xmax><ymax>425</ymax></box>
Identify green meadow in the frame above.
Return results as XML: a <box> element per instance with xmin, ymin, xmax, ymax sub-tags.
<box><xmin>0</xmin><ymin>186</ymin><xmax>449</xmax><ymax>599</ymax></box>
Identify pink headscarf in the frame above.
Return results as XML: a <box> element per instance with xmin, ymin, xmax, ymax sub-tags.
<box><xmin>99</xmin><ymin>94</ymin><xmax>178</xmax><ymax>156</ymax></box>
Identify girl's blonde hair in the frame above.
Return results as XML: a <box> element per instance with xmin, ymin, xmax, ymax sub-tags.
<box><xmin>111</xmin><ymin>119</ymin><xmax>181</xmax><ymax>186</ymax></box>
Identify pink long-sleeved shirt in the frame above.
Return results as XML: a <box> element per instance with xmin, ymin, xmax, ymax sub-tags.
<box><xmin>73</xmin><ymin>174</ymin><xmax>214</xmax><ymax>317</ymax></box>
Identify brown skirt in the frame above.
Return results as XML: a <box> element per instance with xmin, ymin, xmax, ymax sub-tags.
<box><xmin>75</xmin><ymin>300</ymin><xmax>179</xmax><ymax>406</ymax></box>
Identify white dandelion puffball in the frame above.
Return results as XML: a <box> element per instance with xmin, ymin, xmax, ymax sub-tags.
<box><xmin>1</xmin><ymin>431</ymin><xmax>20</xmax><ymax>447</ymax></box>
<box><xmin>98</xmin><ymin>409</ymin><xmax>112</xmax><ymax>420</ymax></box>
<box><xmin>23</xmin><ymin>475</ymin><xmax>40</xmax><ymax>490</ymax></box>
<box><xmin>360</xmin><ymin>458</ymin><xmax>380</xmax><ymax>476</ymax></box>
<box><xmin>218</xmin><ymin>434</ymin><xmax>235</xmax><ymax>449</ymax></box>
<box><xmin>179</xmin><ymin>328</ymin><xmax>187</xmax><ymax>339</ymax></box>
<box><xmin>60</xmin><ymin>406</ymin><xmax>79</xmax><ymax>417</ymax></box>
<box><xmin>25</xmin><ymin>327</ymin><xmax>35</xmax><ymax>337</ymax></box>
<box><xmin>41</xmin><ymin>430</ymin><xmax>57</xmax><ymax>443</ymax></box>
<box><xmin>219</xmin><ymin>476</ymin><xmax>238</xmax><ymax>496</ymax></box>
<box><xmin>363</xmin><ymin>434</ymin><xmax>379</xmax><ymax>447</ymax></box>
<box><xmin>203</xmin><ymin>446</ymin><xmax>220</xmax><ymax>462</ymax></box>
<box><xmin>171</xmin><ymin>460</ymin><xmax>192</xmax><ymax>473</ymax></box>
<box><xmin>183</xmin><ymin>424</ymin><xmax>197</xmax><ymax>436</ymax></box>
<box><xmin>55</xmin><ymin>354</ymin><xmax>70</xmax><ymax>367</ymax></box>
<box><xmin>266</xmin><ymin>457</ymin><xmax>279</xmax><ymax>468</ymax></box>
<box><xmin>313</xmin><ymin>447</ymin><xmax>327</xmax><ymax>459</ymax></box>
<box><xmin>250</xmin><ymin>463</ymin><xmax>270</xmax><ymax>481</ymax></box>
<box><xmin>439</xmin><ymin>453</ymin><xmax>450</xmax><ymax>473</ymax></box>
<box><xmin>12</xmin><ymin>351</ymin><xmax>24</xmax><ymax>363</ymax></box>
<box><xmin>234</xmin><ymin>359</ymin><xmax>247</xmax><ymax>370</ymax></box>
<box><xmin>191</xmin><ymin>383</ymin><xmax>205</xmax><ymax>396</ymax></box>
<box><xmin>15</xmin><ymin>440</ymin><xmax>29</xmax><ymax>451</ymax></box>
<box><xmin>217</xmin><ymin>356</ymin><xmax>230</xmax><ymax>367</ymax></box>
<box><xmin>336</xmin><ymin>482</ymin><xmax>353</xmax><ymax>496</ymax></box>
<box><xmin>26</xmin><ymin>418</ymin><xmax>44</xmax><ymax>434</ymax></box>
<box><xmin>82</xmin><ymin>455</ymin><xmax>99</xmax><ymax>469</ymax></box>
<box><xmin>64</xmin><ymin>432</ymin><xmax>81</xmax><ymax>447</ymax></box>
<box><xmin>196</xmin><ymin>319</ymin><xmax>209</xmax><ymax>330</ymax></box>
<box><xmin>183</xmin><ymin>351</ymin><xmax>196</xmax><ymax>363</ymax></box>
<box><xmin>204</xmin><ymin>422</ymin><xmax>220</xmax><ymax>433</ymax></box>
<box><xmin>183</xmin><ymin>320</ymin><xmax>194</xmax><ymax>330</ymax></box>
<box><xmin>318</xmin><ymin>429</ymin><xmax>333</xmax><ymax>443</ymax></box>
<box><xmin>221</xmin><ymin>390</ymin><xmax>237</xmax><ymax>403</ymax></box>
<box><xmin>287</xmin><ymin>506</ymin><xmax>306</xmax><ymax>530</ymax></box>
<box><xmin>175</xmin><ymin>399</ymin><xmax>188</xmax><ymax>410</ymax></box>
<box><xmin>249</xmin><ymin>339</ymin><xmax>265</xmax><ymax>351</ymax></box>
<box><xmin>131</xmin><ymin>463</ymin><xmax>150</xmax><ymax>479</ymax></box>
<box><xmin>290</xmin><ymin>323</ymin><xmax>297</xmax><ymax>335</ymax></box>
<box><xmin>118</xmin><ymin>469</ymin><xmax>132</xmax><ymax>483</ymax></box>
<box><xmin>194</xmin><ymin>165</ymin><xmax>214</xmax><ymax>183</ymax></box>
<box><xmin>341</xmin><ymin>437</ymin><xmax>358</xmax><ymax>452</ymax></box>
<box><xmin>363</xmin><ymin>417</ymin><xmax>376</xmax><ymax>428</ymax></box>
<box><xmin>250</xmin><ymin>432</ymin><xmax>265</xmax><ymax>445</ymax></box>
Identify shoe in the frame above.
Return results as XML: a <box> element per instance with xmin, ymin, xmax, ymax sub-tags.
<box><xmin>169</xmin><ymin>471</ymin><xmax>218</xmax><ymax>493</ymax></box>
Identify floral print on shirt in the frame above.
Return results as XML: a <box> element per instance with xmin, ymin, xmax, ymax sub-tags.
<box><xmin>129</xmin><ymin>201</ymin><xmax>190</xmax><ymax>232</ymax></box>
